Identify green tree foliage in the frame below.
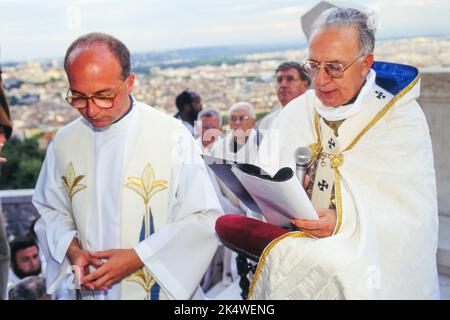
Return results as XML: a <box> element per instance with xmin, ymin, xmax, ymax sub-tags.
<box><xmin>256</xmin><ymin>111</ymin><xmax>270</xmax><ymax>121</ymax></box>
<box><xmin>222</xmin><ymin>110</ymin><xmax>270</xmax><ymax>126</ymax></box>
<box><xmin>0</xmin><ymin>135</ymin><xmax>46</xmax><ymax>189</ymax></box>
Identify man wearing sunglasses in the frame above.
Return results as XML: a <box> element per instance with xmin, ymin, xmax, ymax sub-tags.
<box><xmin>32</xmin><ymin>33</ymin><xmax>222</xmax><ymax>300</ymax></box>
<box><xmin>249</xmin><ymin>7</ymin><xmax>439</xmax><ymax>299</ymax></box>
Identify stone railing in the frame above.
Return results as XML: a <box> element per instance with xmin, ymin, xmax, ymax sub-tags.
<box><xmin>0</xmin><ymin>189</ymin><xmax>38</xmax><ymax>240</ymax></box>
<box><xmin>418</xmin><ymin>71</ymin><xmax>450</xmax><ymax>218</ymax></box>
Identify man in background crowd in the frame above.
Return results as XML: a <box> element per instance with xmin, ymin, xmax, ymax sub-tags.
<box><xmin>257</xmin><ymin>61</ymin><xmax>310</xmax><ymax>132</ymax></box>
<box><xmin>212</xmin><ymin>102</ymin><xmax>259</xmax><ymax>164</ymax></box>
<box><xmin>8</xmin><ymin>276</ymin><xmax>50</xmax><ymax>300</ymax></box>
<box><xmin>7</xmin><ymin>236</ymin><xmax>42</xmax><ymax>294</ymax></box>
<box><xmin>174</xmin><ymin>90</ymin><xmax>203</xmax><ymax>135</ymax></box>
<box><xmin>196</xmin><ymin>108</ymin><xmax>244</xmax><ymax>297</ymax></box>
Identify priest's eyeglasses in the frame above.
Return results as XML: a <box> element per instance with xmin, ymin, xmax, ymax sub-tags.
<box><xmin>65</xmin><ymin>80</ymin><xmax>127</xmax><ymax>109</ymax></box>
<box><xmin>302</xmin><ymin>54</ymin><xmax>365</xmax><ymax>79</ymax></box>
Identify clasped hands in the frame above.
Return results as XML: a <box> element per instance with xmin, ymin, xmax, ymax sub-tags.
<box><xmin>67</xmin><ymin>239</ymin><xmax>144</xmax><ymax>291</ymax></box>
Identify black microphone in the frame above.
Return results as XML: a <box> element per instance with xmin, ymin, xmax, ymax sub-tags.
<box><xmin>295</xmin><ymin>147</ymin><xmax>311</xmax><ymax>188</ymax></box>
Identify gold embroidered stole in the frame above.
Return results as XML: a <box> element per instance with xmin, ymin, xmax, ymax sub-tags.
<box><xmin>308</xmin><ymin>83</ymin><xmax>398</xmax><ymax>235</ymax></box>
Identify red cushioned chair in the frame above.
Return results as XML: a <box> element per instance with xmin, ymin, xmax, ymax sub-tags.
<box><xmin>215</xmin><ymin>214</ymin><xmax>290</xmax><ymax>261</ymax></box>
<box><xmin>215</xmin><ymin>214</ymin><xmax>291</xmax><ymax>299</ymax></box>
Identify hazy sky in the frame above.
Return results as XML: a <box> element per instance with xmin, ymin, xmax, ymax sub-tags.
<box><xmin>1</xmin><ymin>0</ymin><xmax>449</xmax><ymax>62</ymax></box>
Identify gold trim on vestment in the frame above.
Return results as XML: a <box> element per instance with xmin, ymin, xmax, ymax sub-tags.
<box><xmin>311</xmin><ymin>73</ymin><xmax>420</xmax><ymax>236</ymax></box>
<box><xmin>332</xmin><ymin>169</ymin><xmax>343</xmax><ymax>235</ymax></box>
<box><xmin>314</xmin><ymin>112</ymin><xmax>320</xmax><ymax>146</ymax></box>
<box><xmin>344</xmin><ymin>75</ymin><xmax>420</xmax><ymax>152</ymax></box>
<box><xmin>247</xmin><ymin>231</ymin><xmax>309</xmax><ymax>299</ymax></box>
<box><xmin>248</xmin><ymin>74</ymin><xmax>420</xmax><ymax>298</ymax></box>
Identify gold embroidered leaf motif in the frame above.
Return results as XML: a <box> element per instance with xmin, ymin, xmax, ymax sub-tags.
<box><xmin>61</xmin><ymin>176</ymin><xmax>69</xmax><ymax>191</ymax></box>
<box><xmin>73</xmin><ymin>175</ymin><xmax>85</xmax><ymax>187</ymax></box>
<box><xmin>127</xmin><ymin>177</ymin><xmax>145</xmax><ymax>189</ymax></box>
<box><xmin>71</xmin><ymin>183</ymin><xmax>86</xmax><ymax>198</ymax></box>
<box><xmin>148</xmin><ymin>180</ymin><xmax>168</xmax><ymax>199</ymax></box>
<box><xmin>141</xmin><ymin>163</ymin><xmax>155</xmax><ymax>194</ymax></box>
<box><xmin>67</xmin><ymin>162</ymin><xmax>75</xmax><ymax>184</ymax></box>
<box><xmin>61</xmin><ymin>162</ymin><xmax>87</xmax><ymax>201</ymax></box>
<box><xmin>127</xmin><ymin>267</ymin><xmax>156</xmax><ymax>294</ymax></box>
<box><xmin>125</xmin><ymin>163</ymin><xmax>168</xmax><ymax>205</ymax></box>
<box><xmin>125</xmin><ymin>182</ymin><xmax>147</xmax><ymax>202</ymax></box>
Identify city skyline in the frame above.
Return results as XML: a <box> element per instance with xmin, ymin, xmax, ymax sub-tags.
<box><xmin>1</xmin><ymin>0</ymin><xmax>450</xmax><ymax>63</ymax></box>
<box><xmin>4</xmin><ymin>35</ymin><xmax>449</xmax><ymax>140</ymax></box>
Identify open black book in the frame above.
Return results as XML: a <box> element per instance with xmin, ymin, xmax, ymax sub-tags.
<box><xmin>202</xmin><ymin>154</ymin><xmax>318</xmax><ymax>226</ymax></box>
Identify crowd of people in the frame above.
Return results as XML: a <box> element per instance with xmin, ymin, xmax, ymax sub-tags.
<box><xmin>0</xmin><ymin>6</ymin><xmax>440</xmax><ymax>300</ymax></box>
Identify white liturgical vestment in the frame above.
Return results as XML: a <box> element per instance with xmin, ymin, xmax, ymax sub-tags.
<box><xmin>211</xmin><ymin>128</ymin><xmax>260</xmax><ymax>165</ymax></box>
<box><xmin>250</xmin><ymin>63</ymin><xmax>439</xmax><ymax>300</ymax></box>
<box><xmin>33</xmin><ymin>98</ymin><xmax>222</xmax><ymax>300</ymax></box>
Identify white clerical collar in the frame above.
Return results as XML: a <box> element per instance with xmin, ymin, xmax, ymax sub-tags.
<box><xmin>314</xmin><ymin>69</ymin><xmax>376</xmax><ymax>121</ymax></box>
<box><xmin>92</xmin><ymin>96</ymin><xmax>137</xmax><ymax>134</ymax></box>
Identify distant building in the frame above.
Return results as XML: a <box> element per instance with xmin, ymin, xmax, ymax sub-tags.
<box><xmin>3</xmin><ymin>79</ymin><xmax>24</xmax><ymax>90</ymax></box>
<box><xmin>9</xmin><ymin>93</ymin><xmax>39</xmax><ymax>106</ymax></box>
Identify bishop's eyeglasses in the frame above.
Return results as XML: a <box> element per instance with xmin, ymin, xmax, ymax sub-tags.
<box><xmin>302</xmin><ymin>53</ymin><xmax>366</xmax><ymax>79</ymax></box>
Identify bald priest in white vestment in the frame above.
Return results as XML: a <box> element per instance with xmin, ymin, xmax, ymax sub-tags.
<box><xmin>249</xmin><ymin>7</ymin><xmax>439</xmax><ymax>300</ymax></box>
<box><xmin>32</xmin><ymin>33</ymin><xmax>222</xmax><ymax>300</ymax></box>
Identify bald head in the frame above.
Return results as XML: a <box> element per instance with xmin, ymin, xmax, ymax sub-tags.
<box><xmin>64</xmin><ymin>32</ymin><xmax>131</xmax><ymax>80</ymax></box>
<box><xmin>65</xmin><ymin>46</ymin><xmax>123</xmax><ymax>85</ymax></box>
<box><xmin>63</xmin><ymin>33</ymin><xmax>135</xmax><ymax>128</ymax></box>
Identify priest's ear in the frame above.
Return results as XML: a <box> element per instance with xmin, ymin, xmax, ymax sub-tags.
<box><xmin>126</xmin><ymin>73</ymin><xmax>136</xmax><ymax>94</ymax></box>
<box><xmin>361</xmin><ymin>53</ymin><xmax>374</xmax><ymax>77</ymax></box>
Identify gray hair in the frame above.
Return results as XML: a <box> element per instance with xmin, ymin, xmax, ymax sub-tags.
<box><xmin>64</xmin><ymin>32</ymin><xmax>131</xmax><ymax>80</ymax></box>
<box><xmin>197</xmin><ymin>108</ymin><xmax>223</xmax><ymax>126</ymax></box>
<box><xmin>229</xmin><ymin>102</ymin><xmax>256</xmax><ymax>119</ymax></box>
<box><xmin>311</xmin><ymin>7</ymin><xmax>376</xmax><ymax>55</ymax></box>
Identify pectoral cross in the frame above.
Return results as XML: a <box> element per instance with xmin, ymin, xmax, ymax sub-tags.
<box><xmin>328</xmin><ymin>138</ymin><xmax>335</xmax><ymax>149</ymax></box>
<box><xmin>318</xmin><ymin>179</ymin><xmax>329</xmax><ymax>191</ymax></box>
<box><xmin>375</xmin><ymin>91</ymin><xmax>386</xmax><ymax>99</ymax></box>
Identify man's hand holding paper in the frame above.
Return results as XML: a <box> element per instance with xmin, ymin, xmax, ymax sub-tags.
<box><xmin>290</xmin><ymin>175</ymin><xmax>337</xmax><ymax>238</ymax></box>
<box><xmin>291</xmin><ymin>208</ymin><xmax>337</xmax><ymax>238</ymax></box>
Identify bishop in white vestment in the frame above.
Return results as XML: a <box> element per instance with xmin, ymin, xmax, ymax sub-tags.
<box><xmin>249</xmin><ymin>8</ymin><xmax>439</xmax><ymax>300</ymax></box>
